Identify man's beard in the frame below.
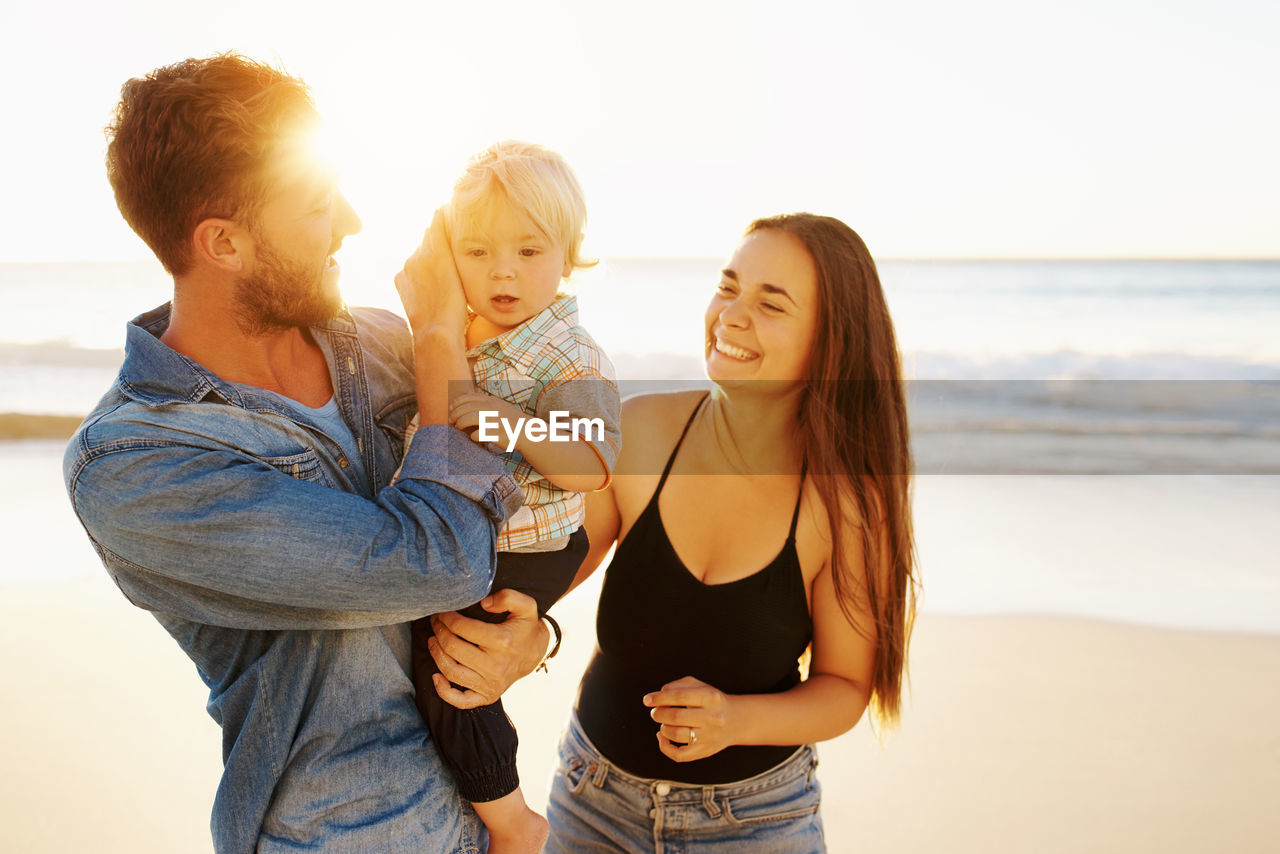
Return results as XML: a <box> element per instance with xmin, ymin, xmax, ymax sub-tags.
<box><xmin>233</xmin><ymin>240</ymin><xmax>343</xmax><ymax>336</ymax></box>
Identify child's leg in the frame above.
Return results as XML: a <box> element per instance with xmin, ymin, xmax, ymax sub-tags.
<box><xmin>472</xmin><ymin>526</ymin><xmax>590</xmax><ymax>623</ymax></box>
<box><xmin>410</xmin><ymin>529</ymin><xmax>588</xmax><ymax>848</ymax></box>
<box><xmin>472</xmin><ymin>790</ymin><xmax>548</xmax><ymax>854</ymax></box>
<box><xmin>411</xmin><ymin>617</ymin><xmax>520</xmax><ymax>803</ymax></box>
<box><xmin>412</xmin><ymin>622</ymin><xmax>543</xmax><ymax>853</ymax></box>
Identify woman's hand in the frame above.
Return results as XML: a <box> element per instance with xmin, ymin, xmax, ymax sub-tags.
<box><xmin>427</xmin><ymin>589</ymin><xmax>550</xmax><ymax>709</ymax></box>
<box><xmin>643</xmin><ymin>676</ymin><xmax>737</xmax><ymax>762</ymax></box>
<box><xmin>393</xmin><ymin>208</ymin><xmax>466</xmax><ymax>338</ymax></box>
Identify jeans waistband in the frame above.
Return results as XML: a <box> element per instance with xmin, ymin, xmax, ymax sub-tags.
<box><xmin>564</xmin><ymin>712</ymin><xmax>817</xmax><ymax>803</ymax></box>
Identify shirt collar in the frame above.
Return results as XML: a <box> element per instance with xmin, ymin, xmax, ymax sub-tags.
<box><xmin>466</xmin><ymin>294</ymin><xmax>579</xmax><ymax>363</ymax></box>
<box><xmin>117</xmin><ymin>302</ymin><xmax>357</xmax><ymax>408</ymax></box>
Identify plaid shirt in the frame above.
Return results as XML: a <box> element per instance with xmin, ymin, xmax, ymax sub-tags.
<box><xmin>467</xmin><ymin>295</ymin><xmax>620</xmax><ymax>551</ymax></box>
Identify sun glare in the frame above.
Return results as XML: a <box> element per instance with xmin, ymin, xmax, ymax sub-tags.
<box><xmin>302</xmin><ymin>121</ymin><xmax>339</xmax><ymax>183</ymax></box>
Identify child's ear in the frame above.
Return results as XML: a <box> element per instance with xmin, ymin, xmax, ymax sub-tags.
<box><xmin>563</xmin><ymin>257</ymin><xmax>573</xmax><ymax>278</ymax></box>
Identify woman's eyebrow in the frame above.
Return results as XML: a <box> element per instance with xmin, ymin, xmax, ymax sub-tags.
<box><xmin>761</xmin><ymin>283</ymin><xmax>797</xmax><ymax>305</ymax></box>
<box><xmin>722</xmin><ymin>269</ymin><xmax>797</xmax><ymax>306</ymax></box>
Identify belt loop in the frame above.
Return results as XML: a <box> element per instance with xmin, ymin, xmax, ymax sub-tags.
<box><xmin>592</xmin><ymin>759</ymin><xmax>610</xmax><ymax>788</ymax></box>
<box><xmin>701</xmin><ymin>786</ymin><xmax>722</xmax><ymax>818</ymax></box>
<box><xmin>566</xmin><ymin>758</ymin><xmax>590</xmax><ymax>795</ymax></box>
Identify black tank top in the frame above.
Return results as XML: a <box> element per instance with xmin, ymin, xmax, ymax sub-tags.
<box><xmin>575</xmin><ymin>395</ymin><xmax>813</xmax><ymax>784</ymax></box>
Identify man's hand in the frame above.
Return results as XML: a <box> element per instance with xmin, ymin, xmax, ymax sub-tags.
<box><xmin>395</xmin><ymin>209</ymin><xmax>472</xmax><ymax>425</ymax></box>
<box><xmin>427</xmin><ymin>588</ymin><xmax>550</xmax><ymax>709</ymax></box>
<box><xmin>393</xmin><ymin>208</ymin><xmax>467</xmax><ymax>338</ymax></box>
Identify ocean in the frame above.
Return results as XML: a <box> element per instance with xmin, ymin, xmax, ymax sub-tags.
<box><xmin>6</xmin><ymin>257</ymin><xmax>1279</xmax><ymax>473</ymax></box>
<box><xmin>4</xmin><ymin>258</ymin><xmax>1278</xmax><ymax>631</ymax></box>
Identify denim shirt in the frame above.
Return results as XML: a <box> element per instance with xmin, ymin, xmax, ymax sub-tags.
<box><xmin>63</xmin><ymin>303</ymin><xmax>523</xmax><ymax>854</ymax></box>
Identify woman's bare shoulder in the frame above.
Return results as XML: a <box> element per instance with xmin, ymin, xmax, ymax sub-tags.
<box><xmin>798</xmin><ymin>477</ymin><xmax>876</xmax><ymax>566</ymax></box>
<box><xmin>615</xmin><ymin>389</ymin><xmax>707</xmax><ymax>472</ymax></box>
<box><xmin>621</xmin><ymin>389</ymin><xmax>705</xmax><ymax>426</ymax></box>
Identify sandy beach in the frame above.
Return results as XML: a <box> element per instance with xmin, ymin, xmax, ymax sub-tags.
<box><xmin>3</xmin><ymin>440</ymin><xmax>1279</xmax><ymax>852</ymax></box>
<box><xmin>3</xmin><ymin>578</ymin><xmax>1279</xmax><ymax>853</ymax></box>
<box><xmin>3</xmin><ymin>0</ymin><xmax>1278</xmax><ymax>846</ymax></box>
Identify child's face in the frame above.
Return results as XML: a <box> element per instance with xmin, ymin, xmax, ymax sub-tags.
<box><xmin>451</xmin><ymin>196</ymin><xmax>569</xmax><ymax>333</ymax></box>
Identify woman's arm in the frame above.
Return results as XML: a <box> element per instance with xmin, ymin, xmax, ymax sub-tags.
<box><xmin>645</xmin><ymin>501</ymin><xmax>886</xmax><ymax>761</ymax></box>
<box><xmin>568</xmin><ymin>485</ymin><xmax>621</xmax><ymax>593</ymax></box>
<box><xmin>565</xmin><ymin>390</ymin><xmax>697</xmax><ymax>593</ymax></box>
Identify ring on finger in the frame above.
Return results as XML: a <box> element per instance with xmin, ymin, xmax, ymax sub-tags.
<box><xmin>688</xmin><ymin>727</ymin><xmax>697</xmax><ymax>744</ymax></box>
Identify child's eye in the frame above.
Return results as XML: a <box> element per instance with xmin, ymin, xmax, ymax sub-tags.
<box><xmin>519</xmin><ymin>247</ymin><xmax>540</xmax><ymax>257</ymax></box>
<box><xmin>465</xmin><ymin>248</ymin><xmax>487</xmax><ymax>258</ymax></box>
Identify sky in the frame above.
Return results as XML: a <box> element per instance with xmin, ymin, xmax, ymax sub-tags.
<box><xmin>3</xmin><ymin>0</ymin><xmax>1277</xmax><ymax>274</ymax></box>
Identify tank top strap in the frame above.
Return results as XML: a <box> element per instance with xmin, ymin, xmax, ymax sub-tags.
<box><xmin>654</xmin><ymin>393</ymin><xmax>709</xmax><ymax>491</ymax></box>
<box><xmin>786</xmin><ymin>460</ymin><xmax>808</xmax><ymax>541</ymax></box>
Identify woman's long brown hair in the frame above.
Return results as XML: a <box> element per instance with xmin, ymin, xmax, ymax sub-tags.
<box><xmin>748</xmin><ymin>213</ymin><xmax>918</xmax><ymax>730</ymax></box>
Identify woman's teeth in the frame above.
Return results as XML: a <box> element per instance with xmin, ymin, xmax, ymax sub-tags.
<box><xmin>715</xmin><ymin>339</ymin><xmax>759</xmax><ymax>360</ymax></box>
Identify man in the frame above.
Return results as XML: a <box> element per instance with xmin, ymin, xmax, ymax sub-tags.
<box><xmin>63</xmin><ymin>54</ymin><xmax>549</xmax><ymax>853</ymax></box>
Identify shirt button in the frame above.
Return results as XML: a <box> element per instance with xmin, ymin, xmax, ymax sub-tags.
<box><xmin>347</xmin><ymin>356</ymin><xmax>356</xmax><ymax>374</ymax></box>
<box><xmin>338</xmin><ymin>457</ymin><xmax>350</xmax><ymax>469</ymax></box>
<box><xmin>655</xmin><ymin>782</ymin><xmax>671</xmax><ymax>796</ymax></box>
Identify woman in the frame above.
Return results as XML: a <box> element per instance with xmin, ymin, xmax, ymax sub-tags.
<box><xmin>544</xmin><ymin>213</ymin><xmax>918</xmax><ymax>852</ymax></box>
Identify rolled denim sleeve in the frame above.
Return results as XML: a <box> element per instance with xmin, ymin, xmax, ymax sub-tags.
<box><xmin>65</xmin><ymin>423</ymin><xmax>523</xmax><ymax>631</ymax></box>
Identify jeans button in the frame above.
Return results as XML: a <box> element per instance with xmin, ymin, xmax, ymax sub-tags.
<box><xmin>655</xmin><ymin>782</ymin><xmax>671</xmax><ymax>796</ymax></box>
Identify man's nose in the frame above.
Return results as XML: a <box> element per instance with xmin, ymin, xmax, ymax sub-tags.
<box><xmin>333</xmin><ymin>190</ymin><xmax>362</xmax><ymax>239</ymax></box>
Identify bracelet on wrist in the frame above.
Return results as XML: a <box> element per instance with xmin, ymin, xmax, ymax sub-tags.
<box><xmin>536</xmin><ymin>614</ymin><xmax>562</xmax><ymax>674</ymax></box>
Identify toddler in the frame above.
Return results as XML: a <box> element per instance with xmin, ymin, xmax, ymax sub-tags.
<box><xmin>406</xmin><ymin>141</ymin><xmax>619</xmax><ymax>853</ymax></box>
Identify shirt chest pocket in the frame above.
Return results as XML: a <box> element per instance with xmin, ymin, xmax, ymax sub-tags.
<box><xmin>374</xmin><ymin>394</ymin><xmax>417</xmax><ymax>463</ymax></box>
<box><xmin>486</xmin><ymin>376</ymin><xmax>540</xmax><ymax>412</ymax></box>
<box><xmin>260</xmin><ymin>449</ymin><xmax>331</xmax><ymax>485</ymax></box>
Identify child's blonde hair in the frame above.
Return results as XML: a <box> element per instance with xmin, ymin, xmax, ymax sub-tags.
<box><xmin>446</xmin><ymin>140</ymin><xmax>596</xmax><ymax>273</ymax></box>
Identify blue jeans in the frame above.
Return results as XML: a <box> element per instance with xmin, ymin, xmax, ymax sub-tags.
<box><xmin>546</xmin><ymin>714</ymin><xmax>826</xmax><ymax>853</ymax></box>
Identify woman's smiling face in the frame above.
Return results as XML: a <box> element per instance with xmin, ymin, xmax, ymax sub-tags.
<box><xmin>705</xmin><ymin>228</ymin><xmax>819</xmax><ymax>387</ymax></box>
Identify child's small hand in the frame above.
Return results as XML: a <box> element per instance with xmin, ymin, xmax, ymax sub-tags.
<box><xmin>450</xmin><ymin>392</ymin><xmax>528</xmax><ymax>446</ymax></box>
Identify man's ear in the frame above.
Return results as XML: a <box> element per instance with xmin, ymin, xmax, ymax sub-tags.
<box><xmin>191</xmin><ymin>218</ymin><xmax>249</xmax><ymax>273</ymax></box>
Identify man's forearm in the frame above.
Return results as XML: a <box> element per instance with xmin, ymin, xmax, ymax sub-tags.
<box><xmin>69</xmin><ymin>427</ymin><xmax>521</xmax><ymax>630</ymax></box>
<box><xmin>412</xmin><ymin>327</ymin><xmax>472</xmax><ymax>426</ymax></box>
